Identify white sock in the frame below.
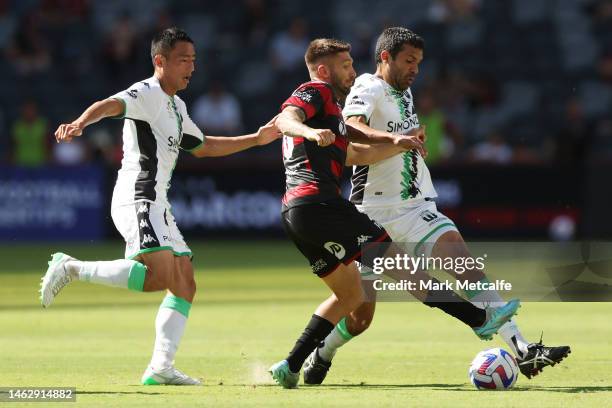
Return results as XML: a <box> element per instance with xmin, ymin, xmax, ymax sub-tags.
<box><xmin>318</xmin><ymin>317</ymin><xmax>354</xmax><ymax>362</ymax></box>
<box><xmin>497</xmin><ymin>319</ymin><xmax>530</xmax><ymax>359</ymax></box>
<box><xmin>67</xmin><ymin>259</ymin><xmax>147</xmax><ymax>291</ymax></box>
<box><xmin>150</xmin><ymin>295</ymin><xmax>191</xmax><ymax>371</ymax></box>
<box><xmin>465</xmin><ymin>279</ymin><xmax>530</xmax><ymax>358</ymax></box>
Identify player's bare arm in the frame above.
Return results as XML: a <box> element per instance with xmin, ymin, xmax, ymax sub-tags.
<box><xmin>276</xmin><ymin>105</ymin><xmax>336</xmax><ymax>147</ymax></box>
<box><xmin>54</xmin><ymin>98</ymin><xmax>124</xmax><ymax>143</ymax></box>
<box><xmin>191</xmin><ymin>119</ymin><xmax>281</xmax><ymax>158</ymax></box>
<box><xmin>346</xmin><ymin>115</ymin><xmax>427</xmax><ymax>157</ymax></box>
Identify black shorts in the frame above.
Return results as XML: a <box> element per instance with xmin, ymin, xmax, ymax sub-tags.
<box><xmin>282</xmin><ymin>198</ymin><xmax>391</xmax><ymax>277</ymax></box>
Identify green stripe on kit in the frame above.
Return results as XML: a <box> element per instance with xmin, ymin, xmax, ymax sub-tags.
<box><xmin>464</xmin><ymin>277</ymin><xmax>492</xmax><ymax>299</ymax></box>
<box><xmin>336</xmin><ymin>317</ymin><xmax>353</xmax><ymax>340</ymax></box>
<box><xmin>160</xmin><ymin>295</ymin><xmax>192</xmax><ymax>318</ymax></box>
<box><xmin>127</xmin><ymin>262</ymin><xmax>147</xmax><ymax>291</ymax></box>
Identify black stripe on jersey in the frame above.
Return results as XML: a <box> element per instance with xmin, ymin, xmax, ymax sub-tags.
<box><xmin>134</xmin><ymin>202</ymin><xmax>160</xmax><ymax>250</ymax></box>
<box><xmin>180</xmin><ymin>133</ymin><xmax>203</xmax><ymax>151</ymax></box>
<box><xmin>133</xmin><ymin>119</ymin><xmax>158</xmax><ymax>202</ymax></box>
<box><xmin>350</xmin><ymin>165</ymin><xmax>369</xmax><ymax>205</ymax></box>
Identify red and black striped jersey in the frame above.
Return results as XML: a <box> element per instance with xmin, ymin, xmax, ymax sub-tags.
<box><xmin>281</xmin><ymin>81</ymin><xmax>349</xmax><ymax>210</ymax></box>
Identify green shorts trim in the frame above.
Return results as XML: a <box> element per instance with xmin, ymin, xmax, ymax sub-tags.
<box><xmin>173</xmin><ymin>251</ymin><xmax>192</xmax><ymax>257</ymax></box>
<box><xmin>414</xmin><ymin>222</ymin><xmax>456</xmax><ymax>255</ymax></box>
<box><xmin>127</xmin><ymin>246</ymin><xmax>173</xmax><ymax>260</ymax></box>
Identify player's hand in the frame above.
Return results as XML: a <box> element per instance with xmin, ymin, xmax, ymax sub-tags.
<box><xmin>307</xmin><ymin>128</ymin><xmax>335</xmax><ymax>147</ymax></box>
<box><xmin>54</xmin><ymin>121</ymin><xmax>84</xmax><ymax>143</ymax></box>
<box><xmin>409</xmin><ymin>125</ymin><xmax>427</xmax><ymax>144</ymax></box>
<box><xmin>256</xmin><ymin>116</ymin><xmax>282</xmax><ymax>145</ymax></box>
<box><xmin>393</xmin><ymin>134</ymin><xmax>427</xmax><ymax>158</ymax></box>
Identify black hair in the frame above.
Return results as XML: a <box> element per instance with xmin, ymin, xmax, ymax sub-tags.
<box><xmin>374</xmin><ymin>27</ymin><xmax>424</xmax><ymax>64</ymax></box>
<box><xmin>150</xmin><ymin>27</ymin><xmax>194</xmax><ymax>63</ymax></box>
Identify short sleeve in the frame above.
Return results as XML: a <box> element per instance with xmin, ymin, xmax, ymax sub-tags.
<box><xmin>281</xmin><ymin>83</ymin><xmax>329</xmax><ymax>120</ymax></box>
<box><xmin>342</xmin><ymin>78</ymin><xmax>381</xmax><ymax>122</ymax></box>
<box><xmin>110</xmin><ymin>83</ymin><xmax>158</xmax><ymax>121</ymax></box>
<box><xmin>178</xmin><ymin>99</ymin><xmax>205</xmax><ymax>151</ymax></box>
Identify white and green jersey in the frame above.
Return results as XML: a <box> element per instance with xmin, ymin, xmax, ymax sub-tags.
<box><xmin>110</xmin><ymin>76</ymin><xmax>205</xmax><ymax>209</ymax></box>
<box><xmin>343</xmin><ymin>73</ymin><xmax>436</xmax><ymax>208</ymax></box>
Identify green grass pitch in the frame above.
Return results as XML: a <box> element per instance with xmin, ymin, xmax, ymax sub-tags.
<box><xmin>0</xmin><ymin>241</ymin><xmax>610</xmax><ymax>407</ymax></box>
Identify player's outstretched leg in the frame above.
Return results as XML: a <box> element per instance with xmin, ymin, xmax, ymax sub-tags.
<box><xmin>304</xmin><ymin>299</ymin><xmax>375</xmax><ymax>385</ymax></box>
<box><xmin>270</xmin><ymin>262</ymin><xmax>364</xmax><ymax>389</ymax></box>
<box><xmin>40</xmin><ymin>252</ymin><xmax>147</xmax><ymax>307</ymax></box>
<box><xmin>142</xmin><ymin>254</ymin><xmax>200</xmax><ymax>386</ymax></box>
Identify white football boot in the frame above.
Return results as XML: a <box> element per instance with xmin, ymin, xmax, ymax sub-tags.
<box><xmin>40</xmin><ymin>252</ymin><xmax>76</xmax><ymax>308</ymax></box>
<box><xmin>141</xmin><ymin>366</ymin><xmax>202</xmax><ymax>385</ymax></box>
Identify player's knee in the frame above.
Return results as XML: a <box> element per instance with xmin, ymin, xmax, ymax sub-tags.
<box><xmin>347</xmin><ymin>316</ymin><xmax>372</xmax><ymax>336</ymax></box>
<box><xmin>187</xmin><ymin>278</ymin><xmax>196</xmax><ymax>298</ymax></box>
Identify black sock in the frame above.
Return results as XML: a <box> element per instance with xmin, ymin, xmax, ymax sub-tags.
<box><xmin>286</xmin><ymin>314</ymin><xmax>335</xmax><ymax>373</ymax></box>
<box><xmin>423</xmin><ymin>279</ymin><xmax>486</xmax><ymax>328</ymax></box>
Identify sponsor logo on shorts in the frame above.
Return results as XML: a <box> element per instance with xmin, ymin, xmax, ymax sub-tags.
<box><xmin>357</xmin><ymin>235</ymin><xmax>372</xmax><ymax>246</ymax></box>
<box><xmin>139</xmin><ymin>219</ymin><xmax>150</xmax><ymax>229</ymax></box>
<box><xmin>312</xmin><ymin>258</ymin><xmax>328</xmax><ymax>273</ymax></box>
<box><xmin>142</xmin><ymin>234</ymin><xmax>157</xmax><ymax>245</ymax></box>
<box><xmin>137</xmin><ymin>204</ymin><xmax>149</xmax><ymax>214</ymax></box>
<box><xmin>324</xmin><ymin>242</ymin><xmax>346</xmax><ymax>260</ymax></box>
<box><xmin>420</xmin><ymin>210</ymin><xmax>438</xmax><ymax>223</ymax></box>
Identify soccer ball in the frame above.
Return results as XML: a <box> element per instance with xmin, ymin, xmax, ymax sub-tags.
<box><xmin>469</xmin><ymin>348</ymin><xmax>519</xmax><ymax>390</ymax></box>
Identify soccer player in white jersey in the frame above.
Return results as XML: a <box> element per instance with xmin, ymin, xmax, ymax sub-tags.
<box><xmin>303</xmin><ymin>27</ymin><xmax>570</xmax><ymax>384</ymax></box>
<box><xmin>40</xmin><ymin>27</ymin><xmax>280</xmax><ymax>385</ymax></box>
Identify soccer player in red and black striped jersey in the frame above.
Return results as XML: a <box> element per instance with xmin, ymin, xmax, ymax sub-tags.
<box><xmin>269</xmin><ymin>39</ymin><xmax>520</xmax><ymax>388</ymax></box>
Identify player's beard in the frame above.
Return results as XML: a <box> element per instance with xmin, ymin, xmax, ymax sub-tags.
<box><xmin>330</xmin><ymin>71</ymin><xmax>354</xmax><ymax>103</ymax></box>
<box><xmin>389</xmin><ymin>65</ymin><xmax>413</xmax><ymax>91</ymax></box>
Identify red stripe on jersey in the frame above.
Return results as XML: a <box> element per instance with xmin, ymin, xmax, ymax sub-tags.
<box><xmin>330</xmin><ymin>160</ymin><xmax>343</xmax><ymax>178</ymax></box>
<box><xmin>282</xmin><ymin>182</ymin><xmax>320</xmax><ymax>205</ymax></box>
<box><xmin>333</xmin><ymin>135</ymin><xmax>348</xmax><ymax>151</ymax></box>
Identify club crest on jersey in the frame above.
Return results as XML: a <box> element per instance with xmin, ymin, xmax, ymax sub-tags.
<box><xmin>324</xmin><ymin>242</ymin><xmax>346</xmax><ymax>259</ymax></box>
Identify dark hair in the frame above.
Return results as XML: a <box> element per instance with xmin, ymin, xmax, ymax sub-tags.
<box><xmin>150</xmin><ymin>27</ymin><xmax>194</xmax><ymax>63</ymax></box>
<box><xmin>374</xmin><ymin>27</ymin><xmax>424</xmax><ymax>64</ymax></box>
<box><xmin>305</xmin><ymin>38</ymin><xmax>351</xmax><ymax>68</ymax></box>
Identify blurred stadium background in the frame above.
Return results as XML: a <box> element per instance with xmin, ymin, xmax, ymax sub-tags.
<box><xmin>1</xmin><ymin>0</ymin><xmax>612</xmax><ymax>243</ymax></box>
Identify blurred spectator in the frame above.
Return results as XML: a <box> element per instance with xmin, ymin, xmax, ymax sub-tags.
<box><xmin>598</xmin><ymin>52</ymin><xmax>612</xmax><ymax>83</ymax></box>
<box><xmin>417</xmin><ymin>89</ymin><xmax>457</xmax><ymax>165</ymax></box>
<box><xmin>11</xmin><ymin>101</ymin><xmax>48</xmax><ymax>167</ymax></box>
<box><xmin>239</xmin><ymin>0</ymin><xmax>270</xmax><ymax>47</ymax></box>
<box><xmin>469</xmin><ymin>131</ymin><xmax>513</xmax><ymax>165</ymax></box>
<box><xmin>0</xmin><ymin>0</ymin><xmax>17</xmax><ymax>49</ymax></box>
<box><xmin>5</xmin><ymin>13</ymin><xmax>51</xmax><ymax>76</ymax></box>
<box><xmin>102</xmin><ymin>14</ymin><xmax>140</xmax><ymax>79</ymax></box>
<box><xmin>192</xmin><ymin>82</ymin><xmax>244</xmax><ymax>135</ymax></box>
<box><xmin>269</xmin><ymin>17</ymin><xmax>309</xmax><ymax>73</ymax></box>
<box><xmin>555</xmin><ymin>98</ymin><xmax>591</xmax><ymax>164</ymax></box>
<box><xmin>428</xmin><ymin>0</ymin><xmax>480</xmax><ymax>23</ymax></box>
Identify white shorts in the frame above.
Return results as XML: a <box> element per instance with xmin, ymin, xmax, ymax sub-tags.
<box><xmin>111</xmin><ymin>202</ymin><xmax>191</xmax><ymax>260</ymax></box>
<box><xmin>358</xmin><ymin>199</ymin><xmax>458</xmax><ymax>280</ymax></box>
